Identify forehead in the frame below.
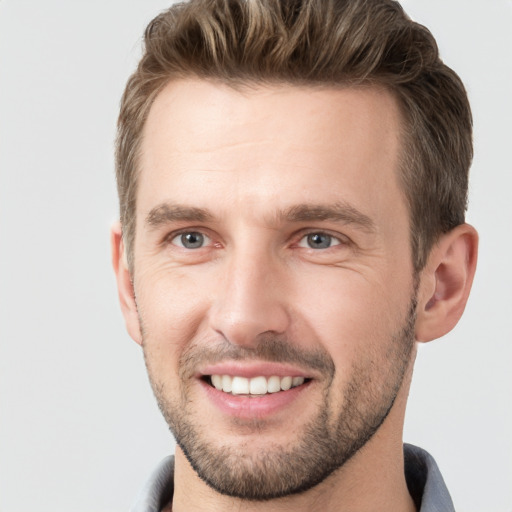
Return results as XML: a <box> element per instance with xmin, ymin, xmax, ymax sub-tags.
<box><xmin>137</xmin><ymin>79</ymin><xmax>405</xmax><ymax>226</ymax></box>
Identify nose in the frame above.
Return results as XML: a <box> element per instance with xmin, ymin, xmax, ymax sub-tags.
<box><xmin>208</xmin><ymin>248</ymin><xmax>290</xmax><ymax>348</ymax></box>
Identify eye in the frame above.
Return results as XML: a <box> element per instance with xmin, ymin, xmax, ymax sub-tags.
<box><xmin>171</xmin><ymin>231</ymin><xmax>211</xmax><ymax>249</ymax></box>
<box><xmin>298</xmin><ymin>232</ymin><xmax>342</xmax><ymax>249</ymax></box>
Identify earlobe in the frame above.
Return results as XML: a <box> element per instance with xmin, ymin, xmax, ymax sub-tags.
<box><xmin>415</xmin><ymin>224</ymin><xmax>478</xmax><ymax>343</ymax></box>
<box><xmin>110</xmin><ymin>222</ymin><xmax>142</xmax><ymax>345</ymax></box>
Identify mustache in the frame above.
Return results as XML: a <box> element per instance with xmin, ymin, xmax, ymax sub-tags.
<box><xmin>178</xmin><ymin>334</ymin><xmax>335</xmax><ymax>380</ymax></box>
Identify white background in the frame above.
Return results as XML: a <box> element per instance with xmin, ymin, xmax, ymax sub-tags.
<box><xmin>0</xmin><ymin>1</ymin><xmax>510</xmax><ymax>511</ymax></box>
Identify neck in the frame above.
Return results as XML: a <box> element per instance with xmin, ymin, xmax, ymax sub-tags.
<box><xmin>171</xmin><ymin>443</ymin><xmax>415</xmax><ymax>512</ymax></box>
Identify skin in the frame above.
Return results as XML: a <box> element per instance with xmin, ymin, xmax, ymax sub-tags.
<box><xmin>112</xmin><ymin>80</ymin><xmax>478</xmax><ymax>512</ymax></box>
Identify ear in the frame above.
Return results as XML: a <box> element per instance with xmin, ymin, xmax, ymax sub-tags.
<box><xmin>415</xmin><ymin>223</ymin><xmax>478</xmax><ymax>343</ymax></box>
<box><xmin>110</xmin><ymin>221</ymin><xmax>142</xmax><ymax>345</ymax></box>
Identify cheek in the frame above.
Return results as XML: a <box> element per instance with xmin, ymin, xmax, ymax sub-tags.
<box><xmin>134</xmin><ymin>263</ymin><xmax>218</xmax><ymax>373</ymax></box>
<box><xmin>291</xmin><ymin>268</ymin><xmax>411</xmax><ymax>373</ymax></box>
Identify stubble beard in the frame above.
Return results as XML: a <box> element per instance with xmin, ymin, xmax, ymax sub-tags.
<box><xmin>142</xmin><ymin>295</ymin><xmax>417</xmax><ymax>501</ymax></box>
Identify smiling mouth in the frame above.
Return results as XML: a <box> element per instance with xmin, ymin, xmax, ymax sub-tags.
<box><xmin>204</xmin><ymin>375</ymin><xmax>310</xmax><ymax>396</ymax></box>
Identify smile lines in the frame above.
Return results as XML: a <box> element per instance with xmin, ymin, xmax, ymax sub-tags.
<box><xmin>209</xmin><ymin>375</ymin><xmax>306</xmax><ymax>395</ymax></box>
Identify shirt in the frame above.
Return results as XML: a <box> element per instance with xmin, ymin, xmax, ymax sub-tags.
<box><xmin>131</xmin><ymin>443</ymin><xmax>455</xmax><ymax>512</ymax></box>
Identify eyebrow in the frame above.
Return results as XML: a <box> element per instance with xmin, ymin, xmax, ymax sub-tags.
<box><xmin>282</xmin><ymin>203</ymin><xmax>376</xmax><ymax>233</ymax></box>
<box><xmin>145</xmin><ymin>201</ymin><xmax>375</xmax><ymax>233</ymax></box>
<box><xmin>145</xmin><ymin>203</ymin><xmax>213</xmax><ymax>227</ymax></box>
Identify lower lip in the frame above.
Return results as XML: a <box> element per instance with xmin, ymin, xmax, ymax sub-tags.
<box><xmin>199</xmin><ymin>379</ymin><xmax>311</xmax><ymax>420</ymax></box>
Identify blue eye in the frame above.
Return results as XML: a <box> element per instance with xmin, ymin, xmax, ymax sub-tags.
<box><xmin>172</xmin><ymin>231</ymin><xmax>210</xmax><ymax>249</ymax></box>
<box><xmin>299</xmin><ymin>233</ymin><xmax>341</xmax><ymax>249</ymax></box>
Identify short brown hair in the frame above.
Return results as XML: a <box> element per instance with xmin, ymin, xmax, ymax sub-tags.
<box><xmin>116</xmin><ymin>0</ymin><xmax>472</xmax><ymax>272</ymax></box>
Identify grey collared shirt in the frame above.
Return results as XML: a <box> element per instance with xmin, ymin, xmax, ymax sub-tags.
<box><xmin>131</xmin><ymin>444</ymin><xmax>455</xmax><ymax>512</ymax></box>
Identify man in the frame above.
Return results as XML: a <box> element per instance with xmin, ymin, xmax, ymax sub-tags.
<box><xmin>111</xmin><ymin>0</ymin><xmax>478</xmax><ymax>510</ymax></box>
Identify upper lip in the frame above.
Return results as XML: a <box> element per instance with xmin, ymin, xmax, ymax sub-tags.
<box><xmin>197</xmin><ymin>361</ymin><xmax>316</xmax><ymax>379</ymax></box>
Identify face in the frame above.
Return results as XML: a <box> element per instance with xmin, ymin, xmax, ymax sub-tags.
<box><xmin>131</xmin><ymin>80</ymin><xmax>417</xmax><ymax>499</ymax></box>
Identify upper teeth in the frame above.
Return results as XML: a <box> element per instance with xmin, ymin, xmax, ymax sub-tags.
<box><xmin>210</xmin><ymin>375</ymin><xmax>305</xmax><ymax>395</ymax></box>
